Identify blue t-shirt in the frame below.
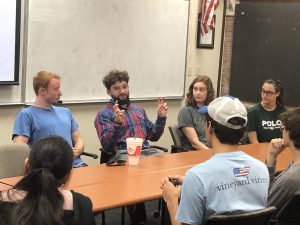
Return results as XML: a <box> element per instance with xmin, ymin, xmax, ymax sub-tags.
<box><xmin>13</xmin><ymin>105</ymin><xmax>83</xmax><ymax>167</ymax></box>
<box><xmin>176</xmin><ymin>151</ymin><xmax>269</xmax><ymax>225</ymax></box>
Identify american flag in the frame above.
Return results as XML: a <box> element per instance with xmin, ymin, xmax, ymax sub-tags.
<box><xmin>200</xmin><ymin>0</ymin><xmax>220</xmax><ymax>35</ymax></box>
<box><xmin>233</xmin><ymin>166</ymin><xmax>250</xmax><ymax>177</ymax></box>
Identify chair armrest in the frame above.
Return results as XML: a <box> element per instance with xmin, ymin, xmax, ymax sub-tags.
<box><xmin>82</xmin><ymin>152</ymin><xmax>99</xmax><ymax>159</ymax></box>
<box><xmin>171</xmin><ymin>145</ymin><xmax>187</xmax><ymax>154</ymax></box>
<box><xmin>149</xmin><ymin>145</ymin><xmax>168</xmax><ymax>152</ymax></box>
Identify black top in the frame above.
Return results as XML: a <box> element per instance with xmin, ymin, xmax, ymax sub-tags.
<box><xmin>0</xmin><ymin>190</ymin><xmax>95</xmax><ymax>225</ymax></box>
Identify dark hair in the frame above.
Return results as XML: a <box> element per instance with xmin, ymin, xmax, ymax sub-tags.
<box><xmin>186</xmin><ymin>75</ymin><xmax>214</xmax><ymax>107</ymax></box>
<box><xmin>10</xmin><ymin>136</ymin><xmax>73</xmax><ymax>225</ymax></box>
<box><xmin>263</xmin><ymin>79</ymin><xmax>284</xmax><ymax>106</ymax></box>
<box><xmin>103</xmin><ymin>69</ymin><xmax>129</xmax><ymax>90</ymax></box>
<box><xmin>206</xmin><ymin>114</ymin><xmax>246</xmax><ymax>145</ymax></box>
<box><xmin>280</xmin><ymin>108</ymin><xmax>300</xmax><ymax>149</ymax></box>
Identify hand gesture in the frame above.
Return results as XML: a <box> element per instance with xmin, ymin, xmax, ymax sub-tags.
<box><xmin>160</xmin><ymin>176</ymin><xmax>181</xmax><ymax>204</ymax></box>
<box><xmin>73</xmin><ymin>147</ymin><xmax>80</xmax><ymax>158</ymax></box>
<box><xmin>113</xmin><ymin>100</ymin><xmax>125</xmax><ymax>124</ymax></box>
<box><xmin>163</xmin><ymin>175</ymin><xmax>184</xmax><ymax>187</ymax></box>
<box><xmin>157</xmin><ymin>98</ymin><xmax>168</xmax><ymax>117</ymax></box>
<box><xmin>268</xmin><ymin>138</ymin><xmax>286</xmax><ymax>156</ymax></box>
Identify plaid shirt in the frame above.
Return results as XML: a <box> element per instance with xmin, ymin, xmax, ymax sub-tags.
<box><xmin>94</xmin><ymin>100</ymin><xmax>166</xmax><ymax>153</ymax></box>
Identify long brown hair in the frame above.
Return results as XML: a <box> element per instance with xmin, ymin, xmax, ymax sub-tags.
<box><xmin>185</xmin><ymin>75</ymin><xmax>214</xmax><ymax>107</ymax></box>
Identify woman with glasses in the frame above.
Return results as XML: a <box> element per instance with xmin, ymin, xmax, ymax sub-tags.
<box><xmin>247</xmin><ymin>79</ymin><xmax>286</xmax><ymax>143</ymax></box>
<box><xmin>177</xmin><ymin>75</ymin><xmax>215</xmax><ymax>150</ymax></box>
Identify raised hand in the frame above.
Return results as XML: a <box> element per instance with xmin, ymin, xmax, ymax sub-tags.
<box><xmin>157</xmin><ymin>97</ymin><xmax>168</xmax><ymax>117</ymax></box>
<box><xmin>268</xmin><ymin>138</ymin><xmax>286</xmax><ymax>156</ymax></box>
<box><xmin>113</xmin><ymin>100</ymin><xmax>125</xmax><ymax>124</ymax></box>
<box><xmin>266</xmin><ymin>138</ymin><xmax>286</xmax><ymax>166</ymax></box>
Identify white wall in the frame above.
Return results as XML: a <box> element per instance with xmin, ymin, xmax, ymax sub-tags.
<box><xmin>186</xmin><ymin>0</ymin><xmax>224</xmax><ymax>93</ymax></box>
<box><xmin>0</xmin><ymin>0</ymin><xmax>224</xmax><ymax>166</ymax></box>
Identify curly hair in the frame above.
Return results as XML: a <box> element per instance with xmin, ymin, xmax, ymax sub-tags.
<box><xmin>185</xmin><ymin>75</ymin><xmax>214</xmax><ymax>107</ymax></box>
<box><xmin>103</xmin><ymin>69</ymin><xmax>129</xmax><ymax>90</ymax></box>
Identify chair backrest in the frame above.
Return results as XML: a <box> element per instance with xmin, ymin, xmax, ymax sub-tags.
<box><xmin>204</xmin><ymin>206</ymin><xmax>276</xmax><ymax>225</ymax></box>
<box><xmin>276</xmin><ymin>190</ymin><xmax>300</xmax><ymax>224</ymax></box>
<box><xmin>168</xmin><ymin>125</ymin><xmax>189</xmax><ymax>153</ymax></box>
<box><xmin>0</xmin><ymin>143</ymin><xmax>30</xmax><ymax>178</ymax></box>
<box><xmin>168</xmin><ymin>125</ymin><xmax>182</xmax><ymax>147</ymax></box>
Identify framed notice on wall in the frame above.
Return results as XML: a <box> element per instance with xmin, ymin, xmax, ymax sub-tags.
<box><xmin>197</xmin><ymin>13</ymin><xmax>216</xmax><ymax>49</ymax></box>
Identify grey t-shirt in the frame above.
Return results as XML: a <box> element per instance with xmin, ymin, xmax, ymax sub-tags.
<box><xmin>268</xmin><ymin>162</ymin><xmax>300</xmax><ymax>216</ymax></box>
<box><xmin>177</xmin><ymin>106</ymin><xmax>208</xmax><ymax>150</ymax></box>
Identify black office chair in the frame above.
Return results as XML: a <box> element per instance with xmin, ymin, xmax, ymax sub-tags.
<box><xmin>74</xmin><ymin>151</ymin><xmax>98</xmax><ymax>167</ymax></box>
<box><xmin>269</xmin><ymin>190</ymin><xmax>300</xmax><ymax>225</ymax></box>
<box><xmin>204</xmin><ymin>206</ymin><xmax>276</xmax><ymax>225</ymax></box>
<box><xmin>168</xmin><ymin>125</ymin><xmax>187</xmax><ymax>153</ymax></box>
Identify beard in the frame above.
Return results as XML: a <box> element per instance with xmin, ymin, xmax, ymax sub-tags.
<box><xmin>112</xmin><ymin>94</ymin><xmax>131</xmax><ymax>109</ymax></box>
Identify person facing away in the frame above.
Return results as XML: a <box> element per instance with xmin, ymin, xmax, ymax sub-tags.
<box><xmin>0</xmin><ymin>136</ymin><xmax>95</xmax><ymax>225</ymax></box>
<box><xmin>94</xmin><ymin>69</ymin><xmax>168</xmax><ymax>162</ymax></box>
<box><xmin>12</xmin><ymin>71</ymin><xmax>85</xmax><ymax>167</ymax></box>
<box><xmin>177</xmin><ymin>75</ymin><xmax>214</xmax><ymax>150</ymax></box>
<box><xmin>266</xmin><ymin>108</ymin><xmax>300</xmax><ymax>217</ymax></box>
<box><xmin>161</xmin><ymin>96</ymin><xmax>269</xmax><ymax>225</ymax></box>
<box><xmin>247</xmin><ymin>79</ymin><xmax>286</xmax><ymax>144</ymax></box>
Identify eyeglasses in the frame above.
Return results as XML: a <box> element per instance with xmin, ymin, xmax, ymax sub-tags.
<box><xmin>280</xmin><ymin>125</ymin><xmax>285</xmax><ymax>132</ymax></box>
<box><xmin>261</xmin><ymin>89</ymin><xmax>276</xmax><ymax>96</ymax></box>
<box><xmin>111</xmin><ymin>84</ymin><xmax>129</xmax><ymax>92</ymax></box>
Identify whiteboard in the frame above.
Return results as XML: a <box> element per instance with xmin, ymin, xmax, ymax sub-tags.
<box><xmin>25</xmin><ymin>0</ymin><xmax>189</xmax><ymax>103</ymax></box>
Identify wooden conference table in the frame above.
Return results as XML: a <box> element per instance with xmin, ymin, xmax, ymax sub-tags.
<box><xmin>0</xmin><ymin>143</ymin><xmax>293</xmax><ymax>213</ymax></box>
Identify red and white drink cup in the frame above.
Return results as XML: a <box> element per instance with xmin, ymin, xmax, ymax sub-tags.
<box><xmin>126</xmin><ymin>137</ymin><xmax>143</xmax><ymax>165</ymax></box>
